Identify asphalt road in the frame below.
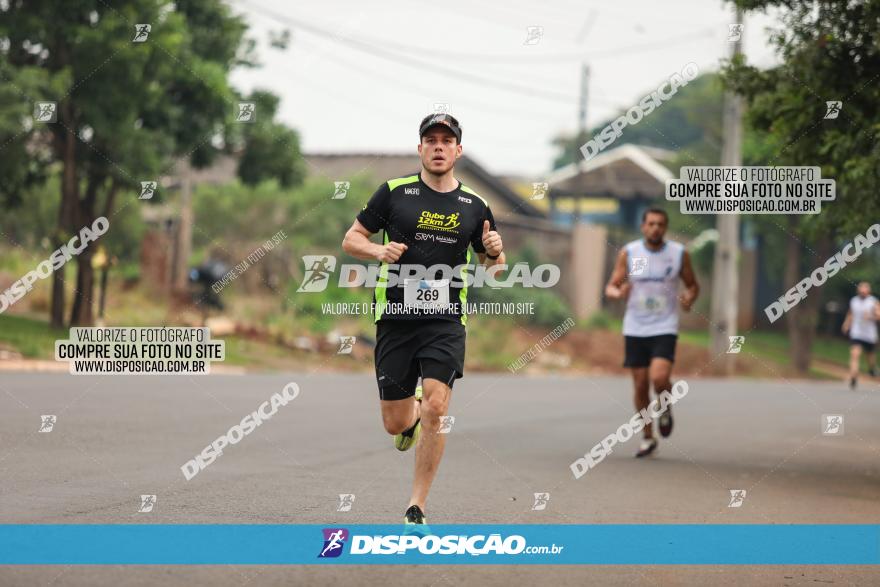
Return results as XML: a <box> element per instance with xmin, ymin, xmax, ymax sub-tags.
<box><xmin>0</xmin><ymin>371</ymin><xmax>878</xmax><ymax>585</ymax></box>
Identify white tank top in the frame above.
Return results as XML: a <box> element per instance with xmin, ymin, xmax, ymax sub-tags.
<box><xmin>849</xmin><ymin>295</ymin><xmax>878</xmax><ymax>343</ymax></box>
<box><xmin>622</xmin><ymin>239</ymin><xmax>685</xmax><ymax>337</ymax></box>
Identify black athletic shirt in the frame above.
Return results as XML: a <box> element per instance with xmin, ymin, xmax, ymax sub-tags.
<box><xmin>356</xmin><ymin>172</ymin><xmax>497</xmax><ymax>324</ymax></box>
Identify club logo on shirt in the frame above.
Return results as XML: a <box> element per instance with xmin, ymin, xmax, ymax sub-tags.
<box><xmin>417</xmin><ymin>210</ymin><xmax>461</xmax><ymax>233</ymax></box>
<box><xmin>458</xmin><ymin>195</ymin><xmax>472</xmax><ymax>204</ymax></box>
<box><xmin>404</xmin><ymin>187</ymin><xmax>419</xmax><ymax>195</ymax></box>
<box><xmin>415</xmin><ymin>231</ymin><xmax>457</xmax><ymax>244</ymax></box>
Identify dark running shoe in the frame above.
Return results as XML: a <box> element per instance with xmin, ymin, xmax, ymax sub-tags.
<box><xmin>658</xmin><ymin>405</ymin><xmax>674</xmax><ymax>437</ymax></box>
<box><xmin>404</xmin><ymin>505</ymin><xmax>427</xmax><ymax>525</ymax></box>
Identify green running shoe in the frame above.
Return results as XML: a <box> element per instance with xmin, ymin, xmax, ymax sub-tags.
<box><xmin>394</xmin><ymin>418</ymin><xmax>421</xmax><ymax>451</ymax></box>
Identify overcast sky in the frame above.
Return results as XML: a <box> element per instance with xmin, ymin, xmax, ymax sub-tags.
<box><xmin>229</xmin><ymin>0</ymin><xmax>784</xmax><ymax>177</ymax></box>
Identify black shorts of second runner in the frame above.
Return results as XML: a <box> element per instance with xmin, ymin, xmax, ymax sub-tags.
<box><xmin>375</xmin><ymin>319</ymin><xmax>466</xmax><ymax>401</ymax></box>
<box><xmin>850</xmin><ymin>338</ymin><xmax>876</xmax><ymax>353</ymax></box>
<box><xmin>623</xmin><ymin>334</ymin><xmax>678</xmax><ymax>368</ymax></box>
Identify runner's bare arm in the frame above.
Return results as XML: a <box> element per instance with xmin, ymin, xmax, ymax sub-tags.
<box><xmin>342</xmin><ymin>219</ymin><xmax>407</xmax><ymax>263</ymax></box>
<box><xmin>679</xmin><ymin>250</ymin><xmax>699</xmax><ymax>312</ymax></box>
<box><xmin>842</xmin><ymin>309</ymin><xmax>852</xmax><ymax>334</ymax></box>
<box><xmin>605</xmin><ymin>249</ymin><xmax>630</xmax><ymax>300</ymax></box>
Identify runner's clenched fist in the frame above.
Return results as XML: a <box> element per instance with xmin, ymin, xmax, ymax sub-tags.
<box><xmin>376</xmin><ymin>241</ymin><xmax>407</xmax><ymax>263</ymax></box>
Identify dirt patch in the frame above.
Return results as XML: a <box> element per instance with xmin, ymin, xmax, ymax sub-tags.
<box><xmin>502</xmin><ymin>327</ymin><xmax>810</xmax><ymax>379</ymax></box>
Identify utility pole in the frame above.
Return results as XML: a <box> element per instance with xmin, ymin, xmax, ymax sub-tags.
<box><xmin>575</xmin><ymin>62</ymin><xmax>590</xmax><ymax>221</ymax></box>
<box><xmin>579</xmin><ymin>62</ymin><xmax>590</xmax><ymax>136</ymax></box>
<box><xmin>710</xmin><ymin>7</ymin><xmax>744</xmax><ymax>372</ymax></box>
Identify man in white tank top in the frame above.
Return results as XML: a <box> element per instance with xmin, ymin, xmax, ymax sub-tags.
<box><xmin>842</xmin><ymin>282</ymin><xmax>879</xmax><ymax>389</ymax></box>
<box><xmin>605</xmin><ymin>208</ymin><xmax>699</xmax><ymax>458</ymax></box>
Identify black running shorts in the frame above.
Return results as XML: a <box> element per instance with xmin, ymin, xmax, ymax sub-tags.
<box><xmin>374</xmin><ymin>319</ymin><xmax>466</xmax><ymax>401</ymax></box>
<box><xmin>850</xmin><ymin>338</ymin><xmax>876</xmax><ymax>353</ymax></box>
<box><xmin>623</xmin><ymin>334</ymin><xmax>678</xmax><ymax>368</ymax></box>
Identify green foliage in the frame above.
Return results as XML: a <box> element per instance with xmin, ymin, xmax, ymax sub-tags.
<box><xmin>192</xmin><ymin>173</ymin><xmax>376</xmax><ymax>254</ymax></box>
<box><xmin>551</xmin><ymin>73</ymin><xmax>724</xmax><ymax>170</ymax></box>
<box><xmin>723</xmin><ymin>0</ymin><xmax>880</xmax><ymax>236</ymax></box>
<box><xmin>286</xmin><ymin>278</ymin><xmax>369</xmax><ymax>334</ymax></box>
<box><xmin>233</xmin><ymin>90</ymin><xmax>305</xmax><ymax>188</ymax></box>
<box><xmin>102</xmin><ymin>192</ymin><xmax>147</xmax><ymax>261</ymax></box>
<box><xmin>0</xmin><ymin>60</ymin><xmax>56</xmax><ymax>207</ymax></box>
<box><xmin>192</xmin><ymin>173</ymin><xmax>382</xmax><ymax>335</ymax></box>
<box><xmin>0</xmin><ymin>7</ymin><xmax>291</xmax><ymax>199</ymax></box>
<box><xmin>0</xmin><ymin>175</ymin><xmax>59</xmax><ymax>249</ymax></box>
<box><xmin>465</xmin><ymin>245</ymin><xmax>573</xmax><ymax>326</ymax></box>
<box><xmin>0</xmin><ymin>0</ymin><xmax>249</xmax><ymax>187</ymax></box>
<box><xmin>118</xmin><ymin>262</ymin><xmax>142</xmax><ymax>283</ymax></box>
<box><xmin>0</xmin><ymin>0</ymin><xmax>304</xmax><ymax>323</ymax></box>
<box><xmin>470</xmin><ymin>280</ymin><xmax>572</xmax><ymax>327</ymax></box>
<box><xmin>0</xmin><ymin>175</ymin><xmax>146</xmax><ymax>263</ymax></box>
<box><xmin>583</xmin><ymin>309</ymin><xmax>614</xmax><ymax>330</ymax></box>
<box><xmin>0</xmin><ymin>314</ymin><xmax>67</xmax><ymax>358</ymax></box>
<box><xmin>689</xmin><ymin>237</ymin><xmax>716</xmax><ymax>277</ymax></box>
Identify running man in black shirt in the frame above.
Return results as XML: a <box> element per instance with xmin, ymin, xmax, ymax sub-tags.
<box><xmin>342</xmin><ymin>113</ymin><xmax>505</xmax><ymax>525</ymax></box>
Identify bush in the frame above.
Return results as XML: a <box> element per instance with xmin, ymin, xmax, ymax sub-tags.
<box><xmin>468</xmin><ymin>248</ymin><xmax>573</xmax><ymax>327</ymax></box>
<box><xmin>583</xmin><ymin>309</ymin><xmax>614</xmax><ymax>330</ymax></box>
<box><xmin>469</xmin><ymin>278</ymin><xmax>572</xmax><ymax>327</ymax></box>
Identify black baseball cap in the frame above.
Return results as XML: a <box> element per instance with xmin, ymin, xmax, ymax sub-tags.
<box><xmin>419</xmin><ymin>113</ymin><xmax>462</xmax><ymax>143</ymax></box>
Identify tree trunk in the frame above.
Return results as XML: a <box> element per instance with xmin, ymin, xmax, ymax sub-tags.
<box><xmin>49</xmin><ymin>257</ymin><xmax>66</xmax><ymax>328</ymax></box>
<box><xmin>69</xmin><ymin>175</ymin><xmax>108</xmax><ymax>326</ymax></box>
<box><xmin>173</xmin><ymin>164</ymin><xmax>194</xmax><ymax>293</ymax></box>
<box><xmin>50</xmin><ymin>100</ymin><xmax>79</xmax><ymax>328</ymax></box>
<box><xmin>96</xmin><ymin>180</ymin><xmax>118</xmax><ymax>324</ymax></box>
<box><xmin>69</xmin><ymin>245</ymin><xmax>96</xmax><ymax>326</ymax></box>
<box><xmin>784</xmin><ymin>227</ymin><xmax>804</xmax><ymax>371</ymax></box>
<box><xmin>785</xmin><ymin>218</ymin><xmax>830</xmax><ymax>373</ymax></box>
<box><xmin>101</xmin><ymin>178</ymin><xmax>119</xmax><ymax>220</ymax></box>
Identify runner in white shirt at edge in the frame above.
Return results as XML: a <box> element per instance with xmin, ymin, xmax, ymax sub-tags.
<box><xmin>841</xmin><ymin>281</ymin><xmax>880</xmax><ymax>389</ymax></box>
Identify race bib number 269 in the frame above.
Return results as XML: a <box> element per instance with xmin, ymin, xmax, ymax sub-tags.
<box><xmin>404</xmin><ymin>279</ymin><xmax>449</xmax><ymax>310</ymax></box>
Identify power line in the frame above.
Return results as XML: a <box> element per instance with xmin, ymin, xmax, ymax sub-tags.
<box><xmin>292</xmin><ymin>43</ymin><xmax>577</xmax><ymax>120</ymax></box>
<box><xmin>402</xmin><ymin>4</ymin><xmax>724</xmax><ymax>61</ymax></box>
<box><xmin>239</xmin><ymin>1</ymin><xmax>578</xmax><ymax>104</ymax></box>
<box><xmin>282</xmin><ymin>24</ymin><xmax>636</xmax><ymax>110</ymax></box>
<box><xmin>288</xmin><ymin>1</ymin><xmax>722</xmax><ymax>63</ymax></box>
<box><xmin>240</xmin><ymin>1</ymin><xmax>721</xmax><ymax>104</ymax></box>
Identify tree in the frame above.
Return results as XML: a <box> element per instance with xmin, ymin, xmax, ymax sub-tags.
<box><xmin>549</xmin><ymin>74</ymin><xmax>724</xmax><ymax>170</ymax></box>
<box><xmin>234</xmin><ymin>90</ymin><xmax>304</xmax><ymax>189</ymax></box>
<box><xmin>723</xmin><ymin>0</ymin><xmax>880</xmax><ymax>372</ymax></box>
<box><xmin>0</xmin><ymin>0</ymin><xmax>302</xmax><ymax>326</ymax></box>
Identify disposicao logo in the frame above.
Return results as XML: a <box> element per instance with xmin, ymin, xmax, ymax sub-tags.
<box><xmin>318</xmin><ymin>528</ymin><xmax>349</xmax><ymax>558</ymax></box>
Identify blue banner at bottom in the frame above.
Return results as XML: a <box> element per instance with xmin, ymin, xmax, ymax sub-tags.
<box><xmin>0</xmin><ymin>524</ymin><xmax>877</xmax><ymax>565</ymax></box>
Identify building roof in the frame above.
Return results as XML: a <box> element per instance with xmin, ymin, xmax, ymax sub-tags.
<box><xmin>305</xmin><ymin>152</ymin><xmax>545</xmax><ymax>218</ymax></box>
<box><xmin>547</xmin><ymin>144</ymin><xmax>675</xmax><ymax>200</ymax></box>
